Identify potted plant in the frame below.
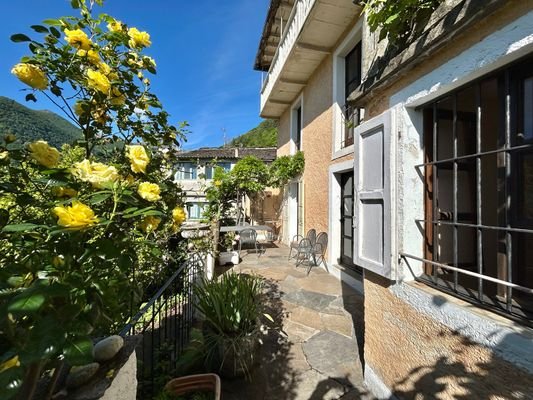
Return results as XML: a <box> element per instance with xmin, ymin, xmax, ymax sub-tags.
<box><xmin>218</xmin><ymin>232</ymin><xmax>239</xmax><ymax>265</ymax></box>
<box><xmin>193</xmin><ymin>272</ymin><xmax>270</xmax><ymax>379</ymax></box>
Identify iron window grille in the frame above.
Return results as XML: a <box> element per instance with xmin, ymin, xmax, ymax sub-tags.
<box><xmin>401</xmin><ymin>55</ymin><xmax>533</xmax><ymax>324</ymax></box>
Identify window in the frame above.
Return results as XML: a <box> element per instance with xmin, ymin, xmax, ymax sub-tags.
<box><xmin>413</xmin><ymin>56</ymin><xmax>533</xmax><ymax>322</ymax></box>
<box><xmin>205</xmin><ymin>162</ymin><xmax>231</xmax><ymax>179</ymax></box>
<box><xmin>175</xmin><ymin>162</ymin><xmax>197</xmax><ymax>180</ymax></box>
<box><xmin>343</xmin><ymin>42</ymin><xmax>362</xmax><ymax>148</ymax></box>
<box><xmin>295</xmin><ymin>106</ymin><xmax>302</xmax><ymax>151</ymax></box>
<box><xmin>187</xmin><ymin>203</ymin><xmax>205</xmax><ymax>220</ymax></box>
<box><xmin>290</xmin><ymin>100</ymin><xmax>303</xmax><ymax>154</ymax></box>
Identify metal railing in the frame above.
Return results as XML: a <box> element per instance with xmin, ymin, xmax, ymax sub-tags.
<box><xmin>119</xmin><ymin>253</ymin><xmax>204</xmax><ymax>399</ymax></box>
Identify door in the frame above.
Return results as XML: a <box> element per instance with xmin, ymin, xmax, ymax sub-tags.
<box><xmin>340</xmin><ymin>172</ymin><xmax>356</xmax><ymax>268</ymax></box>
<box><xmin>354</xmin><ymin>109</ymin><xmax>394</xmax><ymax>279</ymax></box>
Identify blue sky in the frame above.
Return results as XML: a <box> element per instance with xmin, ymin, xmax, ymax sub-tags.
<box><xmin>0</xmin><ymin>0</ymin><xmax>269</xmax><ymax>149</ymax></box>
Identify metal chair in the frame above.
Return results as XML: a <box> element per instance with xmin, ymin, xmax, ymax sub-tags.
<box><xmin>296</xmin><ymin>232</ymin><xmax>328</xmax><ymax>275</ymax></box>
<box><xmin>288</xmin><ymin>228</ymin><xmax>316</xmax><ymax>260</ymax></box>
<box><xmin>238</xmin><ymin>228</ymin><xmax>261</xmax><ymax>257</ymax></box>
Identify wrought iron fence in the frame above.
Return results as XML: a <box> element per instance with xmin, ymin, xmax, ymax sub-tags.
<box><xmin>119</xmin><ymin>252</ymin><xmax>204</xmax><ymax>399</ymax></box>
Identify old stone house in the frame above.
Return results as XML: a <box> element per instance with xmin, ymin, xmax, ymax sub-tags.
<box><xmin>254</xmin><ymin>0</ymin><xmax>533</xmax><ymax>397</ymax></box>
<box><xmin>175</xmin><ymin>147</ymin><xmax>279</xmax><ymax>226</ymax></box>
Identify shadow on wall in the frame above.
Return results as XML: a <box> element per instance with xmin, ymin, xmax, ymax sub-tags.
<box><xmin>390</xmin><ymin>328</ymin><xmax>532</xmax><ymax>399</ymax></box>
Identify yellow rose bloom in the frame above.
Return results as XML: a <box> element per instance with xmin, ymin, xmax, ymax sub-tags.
<box><xmin>128</xmin><ymin>27</ymin><xmax>151</xmax><ymax>48</ymax></box>
<box><xmin>172</xmin><ymin>206</ymin><xmax>186</xmax><ymax>226</ymax></box>
<box><xmin>98</xmin><ymin>62</ymin><xmax>111</xmax><ymax>76</ymax></box>
<box><xmin>87</xmin><ymin>69</ymin><xmax>111</xmax><ymax>94</ymax></box>
<box><xmin>5</xmin><ymin>134</ymin><xmax>16</xmax><ymax>143</ymax></box>
<box><xmin>64</xmin><ymin>28</ymin><xmax>92</xmax><ymax>50</ymax></box>
<box><xmin>11</xmin><ymin>63</ymin><xmax>48</xmax><ymax>90</ymax></box>
<box><xmin>77</xmin><ymin>49</ymin><xmax>100</xmax><ymax>64</ymax></box>
<box><xmin>137</xmin><ymin>182</ymin><xmax>160</xmax><ymax>202</ymax></box>
<box><xmin>139</xmin><ymin>215</ymin><xmax>161</xmax><ymax>233</ymax></box>
<box><xmin>126</xmin><ymin>145</ymin><xmax>150</xmax><ymax>174</ymax></box>
<box><xmin>53</xmin><ymin>201</ymin><xmax>98</xmax><ymax>229</ymax></box>
<box><xmin>0</xmin><ymin>151</ymin><xmax>8</xmax><ymax>161</ymax></box>
<box><xmin>28</xmin><ymin>140</ymin><xmax>60</xmax><ymax>168</ymax></box>
<box><xmin>72</xmin><ymin>159</ymin><xmax>119</xmax><ymax>188</ymax></box>
<box><xmin>109</xmin><ymin>87</ymin><xmax>126</xmax><ymax>106</ymax></box>
<box><xmin>52</xmin><ymin>186</ymin><xmax>78</xmax><ymax>198</ymax></box>
<box><xmin>107</xmin><ymin>20</ymin><xmax>123</xmax><ymax>33</ymax></box>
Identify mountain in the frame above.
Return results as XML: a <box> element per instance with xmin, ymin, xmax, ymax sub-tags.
<box><xmin>229</xmin><ymin>119</ymin><xmax>278</xmax><ymax>148</ymax></box>
<box><xmin>0</xmin><ymin>96</ymin><xmax>81</xmax><ymax>147</ymax></box>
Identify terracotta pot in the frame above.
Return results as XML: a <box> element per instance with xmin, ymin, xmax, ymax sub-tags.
<box><xmin>165</xmin><ymin>373</ymin><xmax>221</xmax><ymax>399</ymax></box>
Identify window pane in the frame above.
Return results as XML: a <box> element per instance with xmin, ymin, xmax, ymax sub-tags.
<box><xmin>436</xmin><ymin>97</ymin><xmax>454</xmax><ymax>160</ymax></box>
<box><xmin>456</xmin><ymin>86</ymin><xmax>477</xmax><ymax>156</ymax></box>
<box><xmin>480</xmin><ymin>78</ymin><xmax>501</xmax><ymax>152</ymax></box>
<box><xmin>522</xmin><ymin>77</ymin><xmax>533</xmax><ymax>142</ymax></box>
<box><xmin>205</xmin><ymin>166</ymin><xmax>213</xmax><ymax>179</ymax></box>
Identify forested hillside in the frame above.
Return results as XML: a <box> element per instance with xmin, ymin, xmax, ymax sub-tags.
<box><xmin>0</xmin><ymin>96</ymin><xmax>81</xmax><ymax>147</ymax></box>
<box><xmin>230</xmin><ymin>119</ymin><xmax>278</xmax><ymax>147</ymax></box>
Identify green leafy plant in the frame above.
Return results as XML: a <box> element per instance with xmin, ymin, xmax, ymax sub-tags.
<box><xmin>193</xmin><ymin>273</ymin><xmax>271</xmax><ymax>378</ymax></box>
<box><xmin>268</xmin><ymin>150</ymin><xmax>305</xmax><ymax>188</ymax></box>
<box><xmin>0</xmin><ymin>0</ymin><xmax>189</xmax><ymax>398</ymax></box>
<box><xmin>362</xmin><ymin>0</ymin><xmax>442</xmax><ymax>45</ymax></box>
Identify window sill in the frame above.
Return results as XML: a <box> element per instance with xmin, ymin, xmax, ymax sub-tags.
<box><xmin>400</xmin><ymin>280</ymin><xmax>533</xmax><ymax>333</ymax></box>
<box><xmin>332</xmin><ymin>144</ymin><xmax>354</xmax><ymax>160</ymax></box>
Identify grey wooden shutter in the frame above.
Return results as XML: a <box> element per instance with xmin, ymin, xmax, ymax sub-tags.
<box><xmin>353</xmin><ymin>109</ymin><xmax>394</xmax><ymax>279</ymax></box>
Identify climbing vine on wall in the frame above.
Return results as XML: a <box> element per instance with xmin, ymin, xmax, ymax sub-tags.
<box><xmin>362</xmin><ymin>0</ymin><xmax>442</xmax><ymax>45</ymax></box>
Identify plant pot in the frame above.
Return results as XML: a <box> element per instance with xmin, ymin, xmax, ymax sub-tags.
<box><xmin>218</xmin><ymin>251</ymin><xmax>239</xmax><ymax>265</ymax></box>
<box><xmin>164</xmin><ymin>373</ymin><xmax>221</xmax><ymax>399</ymax></box>
<box><xmin>216</xmin><ymin>332</ymin><xmax>260</xmax><ymax>379</ymax></box>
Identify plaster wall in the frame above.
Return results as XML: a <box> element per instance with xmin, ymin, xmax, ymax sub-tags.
<box><xmin>364</xmin><ymin>272</ymin><xmax>533</xmax><ymax>399</ymax></box>
<box><xmin>300</xmin><ymin>56</ymin><xmax>334</xmax><ymax>236</ymax></box>
<box><xmin>362</xmin><ymin>6</ymin><xmax>533</xmax><ymax>397</ymax></box>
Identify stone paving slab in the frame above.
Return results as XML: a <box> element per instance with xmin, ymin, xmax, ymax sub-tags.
<box><xmin>222</xmin><ymin>244</ymin><xmax>375</xmax><ymax>400</ymax></box>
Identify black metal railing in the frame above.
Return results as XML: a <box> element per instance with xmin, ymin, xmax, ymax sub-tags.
<box><xmin>119</xmin><ymin>252</ymin><xmax>204</xmax><ymax>399</ymax></box>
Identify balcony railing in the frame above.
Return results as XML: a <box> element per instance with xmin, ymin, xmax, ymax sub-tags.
<box><xmin>119</xmin><ymin>252</ymin><xmax>204</xmax><ymax>399</ymax></box>
<box><xmin>260</xmin><ymin>0</ymin><xmax>317</xmax><ymax>111</ymax></box>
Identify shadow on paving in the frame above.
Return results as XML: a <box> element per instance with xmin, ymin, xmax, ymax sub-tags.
<box><xmin>221</xmin><ymin>245</ymin><xmax>374</xmax><ymax>400</ymax></box>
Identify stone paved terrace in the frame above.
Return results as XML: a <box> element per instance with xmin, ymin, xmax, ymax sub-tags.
<box><xmin>220</xmin><ymin>244</ymin><xmax>375</xmax><ymax>400</ymax></box>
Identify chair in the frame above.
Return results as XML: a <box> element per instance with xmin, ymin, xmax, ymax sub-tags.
<box><xmin>296</xmin><ymin>232</ymin><xmax>328</xmax><ymax>275</ymax></box>
<box><xmin>238</xmin><ymin>228</ymin><xmax>261</xmax><ymax>257</ymax></box>
<box><xmin>288</xmin><ymin>228</ymin><xmax>316</xmax><ymax>260</ymax></box>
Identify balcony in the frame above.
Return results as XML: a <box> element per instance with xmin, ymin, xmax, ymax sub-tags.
<box><xmin>258</xmin><ymin>0</ymin><xmax>361</xmax><ymax>118</ymax></box>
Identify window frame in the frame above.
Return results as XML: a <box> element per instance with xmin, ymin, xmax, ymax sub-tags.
<box><xmin>404</xmin><ymin>55</ymin><xmax>533</xmax><ymax>324</ymax></box>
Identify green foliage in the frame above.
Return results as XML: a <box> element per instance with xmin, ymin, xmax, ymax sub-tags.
<box><xmin>195</xmin><ymin>273</ymin><xmax>263</xmax><ymax>335</ymax></box>
<box><xmin>229</xmin><ymin>119</ymin><xmax>277</xmax><ymax>148</ymax></box>
<box><xmin>191</xmin><ymin>273</ymin><xmax>270</xmax><ymax>378</ymax></box>
<box><xmin>362</xmin><ymin>0</ymin><xmax>441</xmax><ymax>44</ymax></box>
<box><xmin>1</xmin><ymin>1</ymin><xmax>187</xmax><ymax>397</ymax></box>
<box><xmin>269</xmin><ymin>150</ymin><xmax>305</xmax><ymax>188</ymax></box>
<box><xmin>0</xmin><ymin>97</ymin><xmax>81</xmax><ymax>148</ymax></box>
<box><xmin>230</xmin><ymin>156</ymin><xmax>269</xmax><ymax>196</ymax></box>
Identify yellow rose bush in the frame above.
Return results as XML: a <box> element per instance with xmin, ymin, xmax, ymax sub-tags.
<box><xmin>1</xmin><ymin>1</ymin><xmax>190</xmax><ymax>398</ymax></box>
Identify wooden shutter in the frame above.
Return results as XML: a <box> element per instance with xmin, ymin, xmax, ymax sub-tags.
<box><xmin>353</xmin><ymin>109</ymin><xmax>394</xmax><ymax>279</ymax></box>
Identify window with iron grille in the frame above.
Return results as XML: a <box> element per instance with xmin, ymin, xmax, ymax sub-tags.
<box><xmin>414</xmin><ymin>56</ymin><xmax>533</xmax><ymax>323</ymax></box>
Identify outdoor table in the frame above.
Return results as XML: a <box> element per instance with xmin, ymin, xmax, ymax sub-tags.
<box><xmin>219</xmin><ymin>225</ymin><xmax>273</xmax><ymax>233</ymax></box>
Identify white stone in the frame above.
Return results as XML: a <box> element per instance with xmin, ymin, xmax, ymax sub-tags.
<box><xmin>93</xmin><ymin>335</ymin><xmax>124</xmax><ymax>362</ymax></box>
